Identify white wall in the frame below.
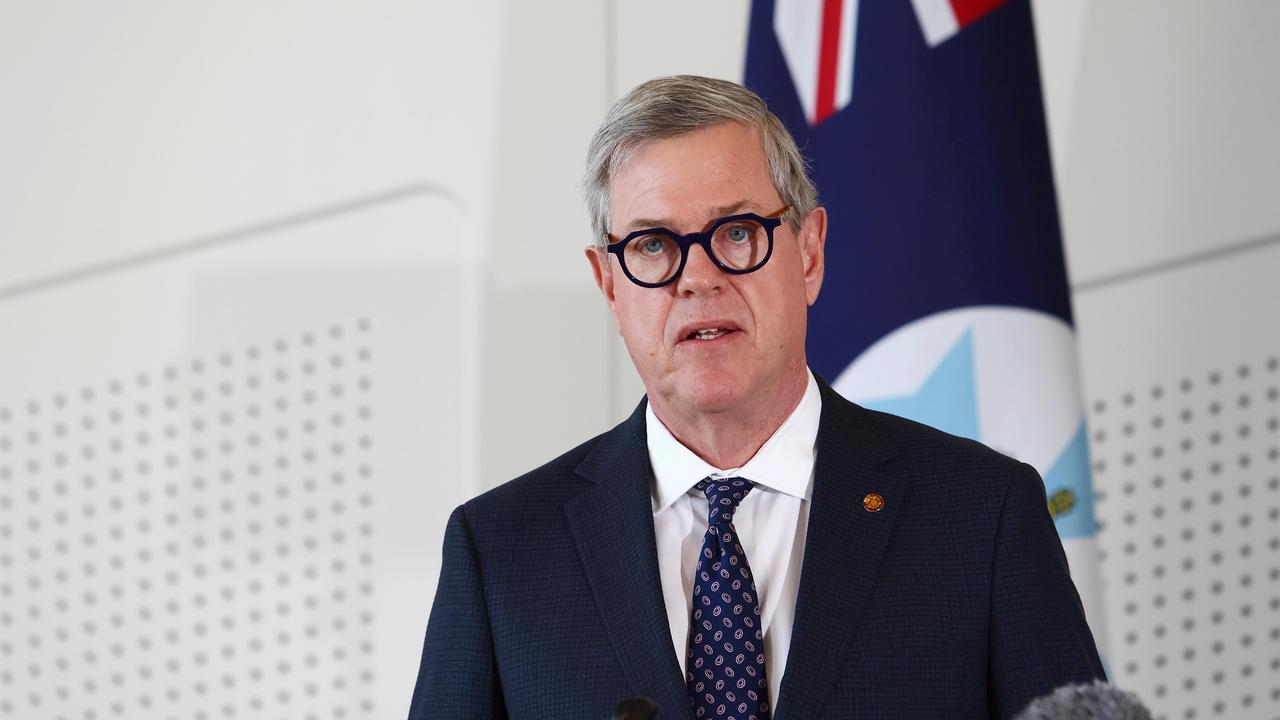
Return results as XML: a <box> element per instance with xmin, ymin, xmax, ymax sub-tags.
<box><xmin>1</xmin><ymin>2</ymin><xmax>1278</xmax><ymax>718</ymax></box>
<box><xmin>1044</xmin><ymin>4</ymin><xmax>1280</xmax><ymax>717</ymax></box>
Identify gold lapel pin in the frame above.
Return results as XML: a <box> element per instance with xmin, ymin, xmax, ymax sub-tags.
<box><xmin>862</xmin><ymin>492</ymin><xmax>885</xmax><ymax>513</ymax></box>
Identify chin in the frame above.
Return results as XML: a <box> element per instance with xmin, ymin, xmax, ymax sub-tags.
<box><xmin>667</xmin><ymin>371</ymin><xmax>750</xmax><ymax>415</ymax></box>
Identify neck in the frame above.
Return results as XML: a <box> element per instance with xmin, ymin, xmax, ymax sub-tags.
<box><xmin>651</xmin><ymin>365</ymin><xmax>810</xmax><ymax>469</ymax></box>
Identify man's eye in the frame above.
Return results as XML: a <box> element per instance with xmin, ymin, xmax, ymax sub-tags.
<box><xmin>641</xmin><ymin>237</ymin><xmax>669</xmax><ymax>255</ymax></box>
<box><xmin>726</xmin><ymin>226</ymin><xmax>753</xmax><ymax>243</ymax></box>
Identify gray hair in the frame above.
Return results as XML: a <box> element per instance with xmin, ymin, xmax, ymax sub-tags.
<box><xmin>581</xmin><ymin>75</ymin><xmax>819</xmax><ymax>249</ymax></box>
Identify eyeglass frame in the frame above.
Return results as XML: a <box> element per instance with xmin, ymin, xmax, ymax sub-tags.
<box><xmin>600</xmin><ymin>205</ymin><xmax>792</xmax><ymax>289</ymax></box>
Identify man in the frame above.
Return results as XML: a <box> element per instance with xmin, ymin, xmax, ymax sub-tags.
<box><xmin>408</xmin><ymin>75</ymin><xmax>1103</xmax><ymax>719</ymax></box>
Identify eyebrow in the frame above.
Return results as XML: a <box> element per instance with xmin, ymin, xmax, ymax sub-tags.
<box><xmin>623</xmin><ymin>200</ymin><xmax>756</xmax><ymax>233</ymax></box>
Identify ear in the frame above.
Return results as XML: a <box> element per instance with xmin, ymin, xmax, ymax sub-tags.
<box><xmin>585</xmin><ymin>245</ymin><xmax>621</xmax><ymax>316</ymax></box>
<box><xmin>798</xmin><ymin>206</ymin><xmax>827</xmax><ymax>306</ymax></box>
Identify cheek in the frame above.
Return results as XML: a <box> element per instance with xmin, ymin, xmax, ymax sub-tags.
<box><xmin>614</xmin><ymin>293</ymin><xmax>670</xmax><ymax>355</ymax></box>
<box><xmin>749</xmin><ymin>278</ymin><xmax>809</xmax><ymax>347</ymax></box>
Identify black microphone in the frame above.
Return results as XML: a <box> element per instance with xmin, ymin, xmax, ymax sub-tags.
<box><xmin>613</xmin><ymin>696</ymin><xmax>657</xmax><ymax>720</ymax></box>
<box><xmin>1014</xmin><ymin>680</ymin><xmax>1152</xmax><ymax>719</ymax></box>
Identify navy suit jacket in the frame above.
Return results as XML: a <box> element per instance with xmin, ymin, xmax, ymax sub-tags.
<box><xmin>409</xmin><ymin>379</ymin><xmax>1104</xmax><ymax>718</ymax></box>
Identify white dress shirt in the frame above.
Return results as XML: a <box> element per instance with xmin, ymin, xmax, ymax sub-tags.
<box><xmin>646</xmin><ymin>370</ymin><xmax>821</xmax><ymax>706</ymax></box>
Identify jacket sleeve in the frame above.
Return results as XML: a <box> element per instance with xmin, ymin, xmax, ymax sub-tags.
<box><xmin>407</xmin><ymin>505</ymin><xmax>508</xmax><ymax>719</ymax></box>
<box><xmin>988</xmin><ymin>462</ymin><xmax>1106</xmax><ymax>718</ymax></box>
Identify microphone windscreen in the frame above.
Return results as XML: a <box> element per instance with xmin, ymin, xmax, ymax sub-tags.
<box><xmin>1015</xmin><ymin>680</ymin><xmax>1152</xmax><ymax>720</ymax></box>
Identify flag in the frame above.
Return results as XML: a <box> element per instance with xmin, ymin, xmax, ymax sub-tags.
<box><xmin>746</xmin><ymin>0</ymin><xmax>1109</xmax><ymax>663</ymax></box>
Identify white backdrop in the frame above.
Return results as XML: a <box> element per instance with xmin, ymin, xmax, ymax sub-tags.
<box><xmin>1</xmin><ymin>2</ymin><xmax>1279</xmax><ymax>718</ymax></box>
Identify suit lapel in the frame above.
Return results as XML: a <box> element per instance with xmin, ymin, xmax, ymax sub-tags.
<box><xmin>774</xmin><ymin>380</ymin><xmax>906</xmax><ymax>720</ymax></box>
<box><xmin>565</xmin><ymin>400</ymin><xmax>695</xmax><ymax>719</ymax></box>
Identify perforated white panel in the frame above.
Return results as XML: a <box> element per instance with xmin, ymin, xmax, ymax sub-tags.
<box><xmin>1090</xmin><ymin>356</ymin><xmax>1280</xmax><ymax>719</ymax></box>
<box><xmin>0</xmin><ymin>323</ymin><xmax>379</xmax><ymax>719</ymax></box>
<box><xmin>0</xmin><ymin>192</ymin><xmax>476</xmax><ymax>719</ymax></box>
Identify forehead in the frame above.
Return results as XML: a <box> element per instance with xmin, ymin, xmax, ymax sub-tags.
<box><xmin>609</xmin><ymin>122</ymin><xmax>781</xmax><ymax>231</ymax></box>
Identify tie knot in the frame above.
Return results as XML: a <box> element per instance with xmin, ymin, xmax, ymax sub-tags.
<box><xmin>697</xmin><ymin>477</ymin><xmax>754</xmax><ymax>526</ymax></box>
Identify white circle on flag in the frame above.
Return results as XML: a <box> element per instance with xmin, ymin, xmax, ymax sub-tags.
<box><xmin>831</xmin><ymin>305</ymin><xmax>1084</xmax><ymax>474</ymax></box>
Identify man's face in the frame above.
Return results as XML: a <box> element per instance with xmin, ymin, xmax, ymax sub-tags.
<box><xmin>586</xmin><ymin>121</ymin><xmax>827</xmax><ymax>420</ymax></box>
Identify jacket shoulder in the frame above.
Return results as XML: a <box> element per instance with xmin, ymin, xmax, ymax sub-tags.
<box><xmin>825</xmin><ymin>393</ymin><xmax>1038</xmax><ymax>508</ymax></box>
<box><xmin>816</xmin><ymin>375</ymin><xmax>1028</xmax><ymax>481</ymax></box>
<box><xmin>865</xmin><ymin>405</ymin><xmax>1027</xmax><ymax>474</ymax></box>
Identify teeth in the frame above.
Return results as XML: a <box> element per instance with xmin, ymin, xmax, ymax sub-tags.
<box><xmin>693</xmin><ymin>328</ymin><xmax>726</xmax><ymax>340</ymax></box>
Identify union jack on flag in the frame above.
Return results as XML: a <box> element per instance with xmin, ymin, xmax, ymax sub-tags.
<box><xmin>770</xmin><ymin>0</ymin><xmax>1007</xmax><ymax>125</ymax></box>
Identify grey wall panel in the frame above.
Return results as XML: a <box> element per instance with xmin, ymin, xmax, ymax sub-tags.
<box><xmin>0</xmin><ymin>0</ymin><xmax>505</xmax><ymax>294</ymax></box>
<box><xmin>1056</xmin><ymin>2</ymin><xmax>1280</xmax><ymax>287</ymax></box>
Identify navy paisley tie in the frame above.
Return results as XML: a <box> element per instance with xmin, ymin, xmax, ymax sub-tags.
<box><xmin>686</xmin><ymin>477</ymin><xmax>769</xmax><ymax>720</ymax></box>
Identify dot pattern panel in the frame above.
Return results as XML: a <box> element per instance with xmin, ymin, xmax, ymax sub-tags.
<box><xmin>0</xmin><ymin>320</ymin><xmax>377</xmax><ymax>720</ymax></box>
<box><xmin>1091</xmin><ymin>355</ymin><xmax>1280</xmax><ymax>720</ymax></box>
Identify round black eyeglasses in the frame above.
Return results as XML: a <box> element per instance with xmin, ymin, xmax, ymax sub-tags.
<box><xmin>602</xmin><ymin>206</ymin><xmax>791</xmax><ymax>288</ymax></box>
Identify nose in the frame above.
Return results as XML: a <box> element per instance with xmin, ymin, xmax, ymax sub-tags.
<box><xmin>676</xmin><ymin>242</ymin><xmax>725</xmax><ymax>295</ymax></box>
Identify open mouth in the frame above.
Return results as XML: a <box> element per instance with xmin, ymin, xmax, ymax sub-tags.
<box><xmin>685</xmin><ymin>328</ymin><xmax>736</xmax><ymax>342</ymax></box>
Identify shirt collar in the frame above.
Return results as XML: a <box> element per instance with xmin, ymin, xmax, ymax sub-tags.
<box><xmin>646</xmin><ymin>370</ymin><xmax>821</xmax><ymax>512</ymax></box>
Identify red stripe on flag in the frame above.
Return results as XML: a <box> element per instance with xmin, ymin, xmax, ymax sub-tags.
<box><xmin>814</xmin><ymin>0</ymin><xmax>843</xmax><ymax>124</ymax></box>
<box><xmin>948</xmin><ymin>0</ymin><xmax>1007</xmax><ymax>27</ymax></box>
